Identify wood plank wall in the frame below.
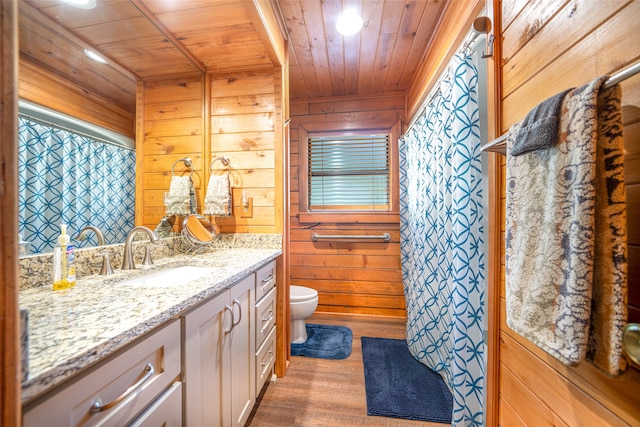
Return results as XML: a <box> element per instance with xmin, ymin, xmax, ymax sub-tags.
<box><xmin>498</xmin><ymin>1</ymin><xmax>640</xmax><ymax>425</ymax></box>
<box><xmin>1</xmin><ymin>1</ymin><xmax>20</xmax><ymax>424</ymax></box>
<box><xmin>138</xmin><ymin>70</ymin><xmax>280</xmax><ymax>234</ymax></box>
<box><xmin>210</xmin><ymin>71</ymin><xmax>277</xmax><ymax>234</ymax></box>
<box><xmin>289</xmin><ymin>92</ymin><xmax>405</xmax><ymax>317</ymax></box>
<box><xmin>138</xmin><ymin>76</ymin><xmax>205</xmax><ymax>229</ymax></box>
<box><xmin>18</xmin><ymin>59</ymin><xmax>134</xmax><ymax>138</ymax></box>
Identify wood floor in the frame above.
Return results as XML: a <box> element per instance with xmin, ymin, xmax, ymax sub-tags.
<box><xmin>247</xmin><ymin>313</ymin><xmax>447</xmax><ymax>427</ymax></box>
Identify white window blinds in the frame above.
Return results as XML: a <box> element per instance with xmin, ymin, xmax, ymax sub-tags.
<box><xmin>308</xmin><ymin>134</ymin><xmax>390</xmax><ymax>210</ymax></box>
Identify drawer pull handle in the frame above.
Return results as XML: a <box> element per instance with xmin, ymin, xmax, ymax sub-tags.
<box><xmin>261</xmin><ymin>274</ymin><xmax>273</xmax><ymax>288</ymax></box>
<box><xmin>232</xmin><ymin>299</ymin><xmax>242</xmax><ymax>327</ymax></box>
<box><xmin>262</xmin><ymin>310</ymin><xmax>274</xmax><ymax>323</ymax></box>
<box><xmin>262</xmin><ymin>351</ymin><xmax>274</xmax><ymax>367</ymax></box>
<box><xmin>224</xmin><ymin>305</ymin><xmax>234</xmax><ymax>334</ymax></box>
<box><xmin>89</xmin><ymin>363</ymin><xmax>155</xmax><ymax>415</ymax></box>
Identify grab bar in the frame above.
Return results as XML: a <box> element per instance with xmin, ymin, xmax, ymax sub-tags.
<box><xmin>311</xmin><ymin>232</ymin><xmax>391</xmax><ymax>242</ymax></box>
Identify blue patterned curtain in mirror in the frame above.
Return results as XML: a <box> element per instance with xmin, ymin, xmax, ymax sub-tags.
<box><xmin>18</xmin><ymin>116</ymin><xmax>136</xmax><ymax>254</ymax></box>
<box><xmin>399</xmin><ymin>52</ymin><xmax>485</xmax><ymax>426</ymax></box>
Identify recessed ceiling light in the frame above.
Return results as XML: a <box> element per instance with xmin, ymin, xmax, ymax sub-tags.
<box><xmin>336</xmin><ymin>10</ymin><xmax>363</xmax><ymax>36</ymax></box>
<box><xmin>61</xmin><ymin>0</ymin><xmax>97</xmax><ymax>10</ymax></box>
<box><xmin>84</xmin><ymin>49</ymin><xmax>107</xmax><ymax>64</ymax></box>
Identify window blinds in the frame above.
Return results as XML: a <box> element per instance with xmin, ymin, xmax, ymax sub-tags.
<box><xmin>308</xmin><ymin>134</ymin><xmax>390</xmax><ymax>210</ymax></box>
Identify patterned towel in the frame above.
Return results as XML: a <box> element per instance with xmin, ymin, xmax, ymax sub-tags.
<box><xmin>203</xmin><ymin>175</ymin><xmax>232</xmax><ymax>216</ymax></box>
<box><xmin>166</xmin><ymin>175</ymin><xmax>197</xmax><ymax>215</ymax></box>
<box><xmin>505</xmin><ymin>77</ymin><xmax>628</xmax><ymax>376</ymax></box>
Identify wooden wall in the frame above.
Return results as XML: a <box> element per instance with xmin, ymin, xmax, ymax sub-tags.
<box><xmin>138</xmin><ymin>76</ymin><xmax>206</xmax><ymax>229</ymax></box>
<box><xmin>210</xmin><ymin>71</ymin><xmax>277</xmax><ymax>234</ymax></box>
<box><xmin>18</xmin><ymin>59</ymin><xmax>134</xmax><ymax>138</ymax></box>
<box><xmin>137</xmin><ymin>70</ymin><xmax>280</xmax><ymax>233</ymax></box>
<box><xmin>289</xmin><ymin>92</ymin><xmax>405</xmax><ymax>317</ymax></box>
<box><xmin>498</xmin><ymin>1</ymin><xmax>640</xmax><ymax>425</ymax></box>
<box><xmin>1</xmin><ymin>2</ymin><xmax>20</xmax><ymax>424</ymax></box>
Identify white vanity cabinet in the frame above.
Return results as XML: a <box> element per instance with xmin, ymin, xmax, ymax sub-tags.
<box><xmin>182</xmin><ymin>273</ymin><xmax>256</xmax><ymax>427</ymax></box>
<box><xmin>254</xmin><ymin>261</ymin><xmax>276</xmax><ymax>392</ymax></box>
<box><xmin>22</xmin><ymin>319</ymin><xmax>181</xmax><ymax>427</ymax></box>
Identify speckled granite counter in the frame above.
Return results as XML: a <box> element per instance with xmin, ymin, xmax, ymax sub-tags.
<box><xmin>19</xmin><ymin>243</ymin><xmax>281</xmax><ymax>404</ymax></box>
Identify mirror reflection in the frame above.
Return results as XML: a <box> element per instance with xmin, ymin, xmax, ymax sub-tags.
<box><xmin>17</xmin><ymin>0</ymin><xmax>200</xmax><ymax>254</ymax></box>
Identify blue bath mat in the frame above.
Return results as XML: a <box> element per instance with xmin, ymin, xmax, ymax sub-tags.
<box><xmin>361</xmin><ymin>337</ymin><xmax>452</xmax><ymax>423</ymax></box>
<box><xmin>291</xmin><ymin>324</ymin><xmax>352</xmax><ymax>359</ymax></box>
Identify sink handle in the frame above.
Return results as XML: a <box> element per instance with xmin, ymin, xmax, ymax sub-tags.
<box><xmin>89</xmin><ymin>363</ymin><xmax>154</xmax><ymax>415</ymax></box>
<box><xmin>232</xmin><ymin>299</ymin><xmax>242</xmax><ymax>327</ymax></box>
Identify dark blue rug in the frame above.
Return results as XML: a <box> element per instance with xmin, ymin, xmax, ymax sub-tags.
<box><xmin>291</xmin><ymin>324</ymin><xmax>352</xmax><ymax>359</ymax></box>
<box><xmin>361</xmin><ymin>337</ymin><xmax>452</xmax><ymax>423</ymax></box>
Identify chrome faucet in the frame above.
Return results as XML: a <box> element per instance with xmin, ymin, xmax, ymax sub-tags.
<box><xmin>121</xmin><ymin>226</ymin><xmax>159</xmax><ymax>270</ymax></box>
<box><xmin>75</xmin><ymin>226</ymin><xmax>114</xmax><ymax>276</ymax></box>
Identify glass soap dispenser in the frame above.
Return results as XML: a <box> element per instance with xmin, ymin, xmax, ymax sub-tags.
<box><xmin>53</xmin><ymin>224</ymin><xmax>76</xmax><ymax>290</ymax></box>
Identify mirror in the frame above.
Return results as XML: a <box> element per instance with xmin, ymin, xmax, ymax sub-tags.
<box><xmin>18</xmin><ymin>0</ymin><xmax>201</xmax><ymax>254</ymax></box>
<box><xmin>182</xmin><ymin>214</ymin><xmax>216</xmax><ymax>252</ymax></box>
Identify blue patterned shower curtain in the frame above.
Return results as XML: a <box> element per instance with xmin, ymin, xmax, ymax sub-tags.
<box><xmin>18</xmin><ymin>116</ymin><xmax>136</xmax><ymax>254</ymax></box>
<box><xmin>399</xmin><ymin>53</ymin><xmax>485</xmax><ymax>426</ymax></box>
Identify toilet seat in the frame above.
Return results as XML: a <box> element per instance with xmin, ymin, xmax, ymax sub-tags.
<box><xmin>290</xmin><ymin>285</ymin><xmax>318</xmax><ymax>303</ymax></box>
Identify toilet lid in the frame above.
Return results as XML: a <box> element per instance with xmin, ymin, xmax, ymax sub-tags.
<box><xmin>290</xmin><ymin>285</ymin><xmax>318</xmax><ymax>302</ymax></box>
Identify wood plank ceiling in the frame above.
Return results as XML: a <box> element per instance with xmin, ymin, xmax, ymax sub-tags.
<box><xmin>19</xmin><ymin>0</ymin><xmax>449</xmax><ymax>112</ymax></box>
<box><xmin>281</xmin><ymin>0</ymin><xmax>448</xmax><ymax>99</ymax></box>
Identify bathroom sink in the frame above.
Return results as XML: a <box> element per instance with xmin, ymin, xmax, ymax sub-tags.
<box><xmin>116</xmin><ymin>265</ymin><xmax>216</xmax><ymax>288</ymax></box>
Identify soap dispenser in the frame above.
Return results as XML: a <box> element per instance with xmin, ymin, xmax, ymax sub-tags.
<box><xmin>53</xmin><ymin>224</ymin><xmax>76</xmax><ymax>290</ymax></box>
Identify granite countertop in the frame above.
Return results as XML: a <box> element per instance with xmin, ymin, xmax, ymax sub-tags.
<box><xmin>19</xmin><ymin>247</ymin><xmax>281</xmax><ymax>404</ymax></box>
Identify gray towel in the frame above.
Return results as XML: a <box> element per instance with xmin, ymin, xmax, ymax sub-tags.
<box><xmin>510</xmin><ymin>88</ymin><xmax>573</xmax><ymax>156</ymax></box>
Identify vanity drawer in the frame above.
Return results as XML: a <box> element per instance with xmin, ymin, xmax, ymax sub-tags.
<box><xmin>255</xmin><ymin>260</ymin><xmax>276</xmax><ymax>302</ymax></box>
<box><xmin>255</xmin><ymin>326</ymin><xmax>276</xmax><ymax>392</ymax></box>
<box><xmin>129</xmin><ymin>382</ymin><xmax>182</xmax><ymax>427</ymax></box>
<box><xmin>23</xmin><ymin>320</ymin><xmax>181</xmax><ymax>427</ymax></box>
<box><xmin>255</xmin><ymin>287</ymin><xmax>276</xmax><ymax>347</ymax></box>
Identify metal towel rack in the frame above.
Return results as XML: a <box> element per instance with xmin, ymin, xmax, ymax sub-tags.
<box><xmin>481</xmin><ymin>59</ymin><xmax>640</xmax><ymax>155</ymax></box>
<box><xmin>209</xmin><ymin>156</ymin><xmax>231</xmax><ymax>178</ymax></box>
<box><xmin>311</xmin><ymin>232</ymin><xmax>391</xmax><ymax>242</ymax></box>
<box><xmin>171</xmin><ymin>157</ymin><xmax>193</xmax><ymax>176</ymax></box>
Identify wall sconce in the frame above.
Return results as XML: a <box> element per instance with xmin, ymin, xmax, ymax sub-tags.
<box><xmin>241</xmin><ymin>190</ymin><xmax>253</xmax><ymax>218</ymax></box>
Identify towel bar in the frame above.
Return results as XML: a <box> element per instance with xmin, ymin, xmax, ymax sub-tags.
<box><xmin>481</xmin><ymin>59</ymin><xmax>640</xmax><ymax>155</ymax></box>
<box><xmin>311</xmin><ymin>232</ymin><xmax>391</xmax><ymax>242</ymax></box>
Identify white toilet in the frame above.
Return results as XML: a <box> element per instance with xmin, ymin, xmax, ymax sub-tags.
<box><xmin>290</xmin><ymin>285</ymin><xmax>319</xmax><ymax>344</ymax></box>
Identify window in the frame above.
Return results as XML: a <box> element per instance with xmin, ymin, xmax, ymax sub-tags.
<box><xmin>307</xmin><ymin>134</ymin><xmax>390</xmax><ymax>211</ymax></box>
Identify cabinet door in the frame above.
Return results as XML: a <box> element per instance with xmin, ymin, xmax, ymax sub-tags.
<box><xmin>183</xmin><ymin>289</ymin><xmax>232</xmax><ymax>426</ymax></box>
<box><xmin>228</xmin><ymin>274</ymin><xmax>256</xmax><ymax>427</ymax></box>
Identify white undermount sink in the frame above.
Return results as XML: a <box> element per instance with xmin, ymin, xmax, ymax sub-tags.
<box><xmin>116</xmin><ymin>265</ymin><xmax>216</xmax><ymax>288</ymax></box>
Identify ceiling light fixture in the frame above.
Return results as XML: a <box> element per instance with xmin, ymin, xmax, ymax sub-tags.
<box><xmin>336</xmin><ymin>10</ymin><xmax>363</xmax><ymax>36</ymax></box>
<box><xmin>61</xmin><ymin>0</ymin><xmax>97</xmax><ymax>9</ymax></box>
<box><xmin>84</xmin><ymin>49</ymin><xmax>107</xmax><ymax>64</ymax></box>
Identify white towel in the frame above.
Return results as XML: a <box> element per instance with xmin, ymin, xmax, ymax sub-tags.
<box><xmin>204</xmin><ymin>175</ymin><xmax>231</xmax><ymax>216</ymax></box>
<box><xmin>165</xmin><ymin>175</ymin><xmax>191</xmax><ymax>215</ymax></box>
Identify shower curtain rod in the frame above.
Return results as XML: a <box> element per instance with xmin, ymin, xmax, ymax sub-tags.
<box><xmin>406</xmin><ymin>24</ymin><xmax>488</xmax><ymax>130</ymax></box>
<box><xmin>481</xmin><ymin>59</ymin><xmax>640</xmax><ymax>155</ymax></box>
<box><xmin>18</xmin><ymin>100</ymin><xmax>135</xmax><ymax>150</ymax></box>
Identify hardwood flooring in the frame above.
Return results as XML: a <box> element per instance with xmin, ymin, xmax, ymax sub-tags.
<box><xmin>247</xmin><ymin>313</ymin><xmax>446</xmax><ymax>427</ymax></box>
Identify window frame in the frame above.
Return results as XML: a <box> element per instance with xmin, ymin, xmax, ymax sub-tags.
<box><xmin>297</xmin><ymin>124</ymin><xmax>400</xmax><ymax>224</ymax></box>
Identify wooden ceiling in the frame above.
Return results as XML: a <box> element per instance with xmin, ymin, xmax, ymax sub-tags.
<box><xmin>19</xmin><ymin>0</ymin><xmax>449</xmax><ymax>113</ymax></box>
<box><xmin>281</xmin><ymin>0</ymin><xmax>448</xmax><ymax>99</ymax></box>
